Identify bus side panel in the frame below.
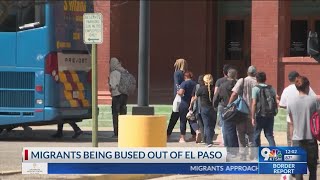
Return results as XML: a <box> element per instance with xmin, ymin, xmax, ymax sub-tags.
<box><xmin>0</xmin><ymin>33</ymin><xmax>17</xmax><ymax>67</ymax></box>
<box><xmin>16</xmin><ymin>28</ymin><xmax>49</xmax><ymax>68</ymax></box>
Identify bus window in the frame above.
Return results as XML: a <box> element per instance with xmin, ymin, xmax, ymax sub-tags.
<box><xmin>0</xmin><ymin>0</ymin><xmax>45</xmax><ymax>32</ymax></box>
<box><xmin>0</xmin><ymin>2</ymin><xmax>18</xmax><ymax>32</ymax></box>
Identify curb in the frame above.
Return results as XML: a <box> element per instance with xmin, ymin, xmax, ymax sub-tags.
<box><xmin>75</xmin><ymin>174</ymin><xmax>168</xmax><ymax>180</ymax></box>
<box><xmin>0</xmin><ymin>170</ymin><xmax>21</xmax><ymax>176</ymax></box>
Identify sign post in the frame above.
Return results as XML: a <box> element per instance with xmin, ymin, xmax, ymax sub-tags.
<box><xmin>83</xmin><ymin>13</ymin><xmax>103</xmax><ymax>147</ymax></box>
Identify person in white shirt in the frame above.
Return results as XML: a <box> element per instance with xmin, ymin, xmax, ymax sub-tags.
<box><xmin>279</xmin><ymin>71</ymin><xmax>316</xmax><ymax>146</ymax></box>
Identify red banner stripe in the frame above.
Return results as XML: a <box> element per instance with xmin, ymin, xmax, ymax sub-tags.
<box><xmin>25</xmin><ymin>149</ymin><xmax>28</xmax><ymax>160</ymax></box>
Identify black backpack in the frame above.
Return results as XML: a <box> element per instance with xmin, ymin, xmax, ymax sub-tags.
<box><xmin>256</xmin><ymin>85</ymin><xmax>278</xmax><ymax>117</ymax></box>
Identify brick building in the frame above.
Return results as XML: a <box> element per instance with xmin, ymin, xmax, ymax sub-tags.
<box><xmin>95</xmin><ymin>0</ymin><xmax>320</xmax><ymax>105</ymax></box>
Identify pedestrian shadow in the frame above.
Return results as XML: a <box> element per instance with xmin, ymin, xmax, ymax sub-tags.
<box><xmin>0</xmin><ymin>130</ymin><xmax>218</xmax><ymax>144</ymax></box>
<box><xmin>0</xmin><ymin>129</ymin><xmax>119</xmax><ymax>143</ymax></box>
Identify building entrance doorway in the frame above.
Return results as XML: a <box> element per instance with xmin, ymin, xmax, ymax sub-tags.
<box><xmin>219</xmin><ymin>16</ymin><xmax>251</xmax><ymax>78</ymax></box>
<box><xmin>215</xmin><ymin>0</ymin><xmax>252</xmax><ymax>79</ymax></box>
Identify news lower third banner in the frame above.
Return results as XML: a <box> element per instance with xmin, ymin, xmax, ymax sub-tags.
<box><xmin>22</xmin><ymin>147</ymin><xmax>307</xmax><ymax>174</ymax></box>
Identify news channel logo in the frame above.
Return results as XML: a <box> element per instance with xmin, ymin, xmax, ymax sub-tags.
<box><xmin>260</xmin><ymin>148</ymin><xmax>282</xmax><ymax>161</ymax></box>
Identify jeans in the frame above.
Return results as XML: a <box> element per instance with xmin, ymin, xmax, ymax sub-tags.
<box><xmin>237</xmin><ymin>117</ymin><xmax>254</xmax><ymax>156</ymax></box>
<box><xmin>217</xmin><ymin>105</ymin><xmax>225</xmax><ymax>144</ymax></box>
<box><xmin>201</xmin><ymin>106</ymin><xmax>216</xmax><ymax>145</ymax></box>
<box><xmin>223</xmin><ymin>119</ymin><xmax>239</xmax><ymax>154</ymax></box>
<box><xmin>112</xmin><ymin>94</ymin><xmax>128</xmax><ymax>136</ymax></box>
<box><xmin>167</xmin><ymin>112</ymin><xmax>196</xmax><ymax>136</ymax></box>
<box><xmin>253</xmin><ymin>116</ymin><xmax>276</xmax><ymax>147</ymax></box>
<box><xmin>292</xmin><ymin>140</ymin><xmax>318</xmax><ymax>180</ymax></box>
<box><xmin>179</xmin><ymin>101</ymin><xmax>199</xmax><ymax>135</ymax></box>
<box><xmin>217</xmin><ymin>105</ymin><xmax>224</xmax><ymax>128</ymax></box>
<box><xmin>167</xmin><ymin>112</ymin><xmax>179</xmax><ymax>135</ymax></box>
<box><xmin>197</xmin><ymin>113</ymin><xmax>205</xmax><ymax>142</ymax></box>
<box><xmin>287</xmin><ymin>122</ymin><xmax>293</xmax><ymax>146</ymax></box>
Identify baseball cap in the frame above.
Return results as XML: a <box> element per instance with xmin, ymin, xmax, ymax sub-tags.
<box><xmin>248</xmin><ymin>66</ymin><xmax>257</xmax><ymax>75</ymax></box>
<box><xmin>288</xmin><ymin>71</ymin><xmax>300</xmax><ymax>82</ymax></box>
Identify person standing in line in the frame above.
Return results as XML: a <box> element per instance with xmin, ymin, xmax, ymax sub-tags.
<box><xmin>191</xmin><ymin>75</ymin><xmax>206</xmax><ymax>144</ymax></box>
<box><xmin>167</xmin><ymin>59</ymin><xmax>196</xmax><ymax>140</ymax></box>
<box><xmin>177</xmin><ymin>71</ymin><xmax>200</xmax><ymax>143</ymax></box>
<box><xmin>214</xmin><ymin>64</ymin><xmax>231</xmax><ymax>146</ymax></box>
<box><xmin>190</xmin><ymin>74</ymin><xmax>216</xmax><ymax>147</ymax></box>
<box><xmin>213</xmin><ymin>68</ymin><xmax>239</xmax><ymax>156</ymax></box>
<box><xmin>287</xmin><ymin>76</ymin><xmax>319</xmax><ymax>180</ymax></box>
<box><xmin>279</xmin><ymin>71</ymin><xmax>317</xmax><ymax>146</ymax></box>
<box><xmin>251</xmin><ymin>72</ymin><xmax>277</xmax><ymax>147</ymax></box>
<box><xmin>109</xmin><ymin>57</ymin><xmax>128</xmax><ymax>138</ymax></box>
<box><xmin>228</xmin><ymin>66</ymin><xmax>257</xmax><ymax>161</ymax></box>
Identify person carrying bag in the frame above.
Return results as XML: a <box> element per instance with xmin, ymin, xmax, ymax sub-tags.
<box><xmin>222</xmin><ymin>77</ymin><xmax>250</xmax><ymax>123</ymax></box>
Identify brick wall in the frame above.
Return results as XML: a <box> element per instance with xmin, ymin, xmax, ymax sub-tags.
<box><xmin>277</xmin><ymin>0</ymin><xmax>291</xmax><ymax>94</ymax></box>
<box><xmin>94</xmin><ymin>1</ymin><xmax>111</xmax><ymax>104</ymax></box>
<box><xmin>251</xmin><ymin>1</ymin><xmax>280</xmax><ymax>91</ymax></box>
<box><xmin>277</xmin><ymin>1</ymin><xmax>320</xmax><ymax>95</ymax></box>
<box><xmin>109</xmin><ymin>1</ymin><xmax>210</xmax><ymax>104</ymax></box>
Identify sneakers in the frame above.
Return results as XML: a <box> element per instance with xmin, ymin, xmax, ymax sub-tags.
<box><xmin>207</xmin><ymin>144</ymin><xmax>213</xmax><ymax>147</ymax></box>
<box><xmin>52</xmin><ymin>130</ymin><xmax>83</xmax><ymax>139</ymax></box>
<box><xmin>179</xmin><ymin>138</ymin><xmax>186</xmax><ymax>143</ymax></box>
<box><xmin>72</xmin><ymin>130</ymin><xmax>83</xmax><ymax>139</ymax></box>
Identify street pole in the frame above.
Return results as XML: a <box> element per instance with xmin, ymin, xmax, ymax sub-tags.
<box><xmin>91</xmin><ymin>44</ymin><xmax>98</xmax><ymax>147</ymax></box>
<box><xmin>138</xmin><ymin>0</ymin><xmax>149</xmax><ymax>107</ymax></box>
<box><xmin>132</xmin><ymin>0</ymin><xmax>154</xmax><ymax>115</ymax></box>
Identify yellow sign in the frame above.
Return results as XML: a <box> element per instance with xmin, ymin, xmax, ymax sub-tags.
<box><xmin>64</xmin><ymin>0</ymin><xmax>87</xmax><ymax>12</ymax></box>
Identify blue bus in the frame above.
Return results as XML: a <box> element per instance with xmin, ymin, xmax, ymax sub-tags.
<box><xmin>0</xmin><ymin>0</ymin><xmax>93</xmax><ymax>128</ymax></box>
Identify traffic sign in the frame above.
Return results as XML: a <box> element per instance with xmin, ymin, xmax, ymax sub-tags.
<box><xmin>83</xmin><ymin>13</ymin><xmax>103</xmax><ymax>44</ymax></box>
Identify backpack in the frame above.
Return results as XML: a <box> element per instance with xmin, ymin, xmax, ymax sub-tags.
<box><xmin>256</xmin><ymin>85</ymin><xmax>278</xmax><ymax>117</ymax></box>
<box><xmin>192</xmin><ymin>84</ymin><xmax>201</xmax><ymax>114</ymax></box>
<box><xmin>310</xmin><ymin>111</ymin><xmax>320</xmax><ymax>141</ymax></box>
<box><xmin>118</xmin><ymin>70</ymin><xmax>136</xmax><ymax>95</ymax></box>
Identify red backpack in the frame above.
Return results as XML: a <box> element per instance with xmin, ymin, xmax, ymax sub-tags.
<box><xmin>310</xmin><ymin>111</ymin><xmax>320</xmax><ymax>141</ymax></box>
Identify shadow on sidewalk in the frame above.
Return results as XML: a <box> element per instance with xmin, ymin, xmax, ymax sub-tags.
<box><xmin>0</xmin><ymin>129</ymin><xmax>119</xmax><ymax>143</ymax></box>
<box><xmin>0</xmin><ymin>130</ymin><xmax>215</xmax><ymax>144</ymax></box>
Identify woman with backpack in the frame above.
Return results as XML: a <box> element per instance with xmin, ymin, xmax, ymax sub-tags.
<box><xmin>190</xmin><ymin>74</ymin><xmax>216</xmax><ymax>147</ymax></box>
<box><xmin>190</xmin><ymin>75</ymin><xmax>206</xmax><ymax>144</ymax></box>
<box><xmin>167</xmin><ymin>59</ymin><xmax>196</xmax><ymax>141</ymax></box>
